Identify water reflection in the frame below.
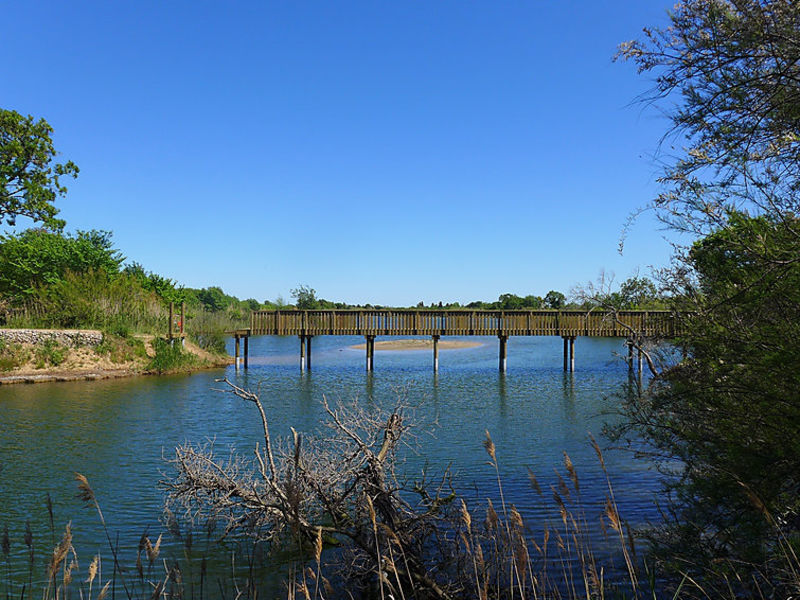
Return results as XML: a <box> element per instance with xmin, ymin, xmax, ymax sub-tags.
<box><xmin>0</xmin><ymin>335</ymin><xmax>663</xmax><ymax>590</ymax></box>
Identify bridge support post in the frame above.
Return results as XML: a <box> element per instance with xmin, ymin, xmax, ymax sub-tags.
<box><xmin>243</xmin><ymin>335</ymin><xmax>249</xmax><ymax>370</ymax></box>
<box><xmin>300</xmin><ymin>335</ymin><xmax>306</xmax><ymax>372</ymax></box>
<box><xmin>365</xmin><ymin>335</ymin><xmax>375</xmax><ymax>371</ymax></box>
<box><xmin>637</xmin><ymin>345</ymin><xmax>643</xmax><ymax>374</ymax></box>
<box><xmin>234</xmin><ymin>335</ymin><xmax>240</xmax><ymax>371</ymax></box>
<box><xmin>305</xmin><ymin>335</ymin><xmax>312</xmax><ymax>371</ymax></box>
<box><xmin>627</xmin><ymin>340</ymin><xmax>634</xmax><ymax>370</ymax></box>
<box><xmin>569</xmin><ymin>336</ymin><xmax>575</xmax><ymax>372</ymax></box>
<box><xmin>499</xmin><ymin>335</ymin><xmax>508</xmax><ymax>372</ymax></box>
<box><xmin>432</xmin><ymin>335</ymin><xmax>440</xmax><ymax>372</ymax></box>
<box><xmin>562</xmin><ymin>336</ymin><xmax>568</xmax><ymax>371</ymax></box>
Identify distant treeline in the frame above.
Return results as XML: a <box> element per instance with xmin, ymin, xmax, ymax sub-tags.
<box><xmin>282</xmin><ymin>279</ymin><xmax>668</xmax><ymax>312</ymax></box>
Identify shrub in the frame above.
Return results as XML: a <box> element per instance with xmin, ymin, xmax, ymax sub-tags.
<box><xmin>34</xmin><ymin>339</ymin><xmax>66</xmax><ymax>369</ymax></box>
<box><xmin>146</xmin><ymin>338</ymin><xmax>198</xmax><ymax>374</ymax></box>
<box><xmin>0</xmin><ymin>339</ymin><xmax>29</xmax><ymax>371</ymax></box>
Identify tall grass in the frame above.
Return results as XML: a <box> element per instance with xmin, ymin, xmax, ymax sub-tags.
<box><xmin>3</xmin><ymin>443</ymin><xmax>797</xmax><ymax>599</ymax></box>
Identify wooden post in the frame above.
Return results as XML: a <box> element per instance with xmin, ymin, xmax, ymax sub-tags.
<box><xmin>234</xmin><ymin>335</ymin><xmax>240</xmax><ymax>371</ymax></box>
<box><xmin>637</xmin><ymin>345</ymin><xmax>643</xmax><ymax>374</ymax></box>
<box><xmin>432</xmin><ymin>335</ymin><xmax>440</xmax><ymax>372</ymax></box>
<box><xmin>499</xmin><ymin>335</ymin><xmax>507</xmax><ymax>372</ymax></box>
<box><xmin>169</xmin><ymin>302</ymin><xmax>174</xmax><ymax>340</ymax></box>
<box><xmin>569</xmin><ymin>336</ymin><xmax>575</xmax><ymax>372</ymax></box>
<box><xmin>563</xmin><ymin>336</ymin><xmax>569</xmax><ymax>371</ymax></box>
<box><xmin>365</xmin><ymin>335</ymin><xmax>375</xmax><ymax>371</ymax></box>
<box><xmin>243</xmin><ymin>335</ymin><xmax>249</xmax><ymax>370</ymax></box>
<box><xmin>180</xmin><ymin>302</ymin><xmax>186</xmax><ymax>348</ymax></box>
<box><xmin>627</xmin><ymin>340</ymin><xmax>634</xmax><ymax>370</ymax></box>
<box><xmin>306</xmin><ymin>335</ymin><xmax>312</xmax><ymax>371</ymax></box>
<box><xmin>300</xmin><ymin>334</ymin><xmax>306</xmax><ymax>372</ymax></box>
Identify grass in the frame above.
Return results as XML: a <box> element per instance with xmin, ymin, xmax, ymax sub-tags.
<box><xmin>2</xmin><ymin>436</ymin><xmax>796</xmax><ymax>599</ymax></box>
<box><xmin>94</xmin><ymin>332</ymin><xmax>148</xmax><ymax>364</ymax></box>
<box><xmin>0</xmin><ymin>339</ymin><xmax>29</xmax><ymax>371</ymax></box>
<box><xmin>33</xmin><ymin>339</ymin><xmax>67</xmax><ymax>369</ymax></box>
<box><xmin>146</xmin><ymin>338</ymin><xmax>201</xmax><ymax>374</ymax></box>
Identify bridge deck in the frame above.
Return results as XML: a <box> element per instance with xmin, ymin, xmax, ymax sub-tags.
<box><xmin>248</xmin><ymin>309</ymin><xmax>677</xmax><ymax>338</ymax></box>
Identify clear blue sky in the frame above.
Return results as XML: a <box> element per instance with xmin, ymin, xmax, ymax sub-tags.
<box><xmin>3</xmin><ymin>1</ymin><xmax>677</xmax><ymax>306</ymax></box>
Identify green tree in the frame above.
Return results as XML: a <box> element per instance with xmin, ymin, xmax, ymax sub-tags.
<box><xmin>0</xmin><ymin>109</ymin><xmax>78</xmax><ymax>229</ymax></box>
<box><xmin>291</xmin><ymin>284</ymin><xmax>319</xmax><ymax>310</ymax></box>
<box><xmin>0</xmin><ymin>229</ymin><xmax>123</xmax><ymax>300</ymax></box>
<box><xmin>543</xmin><ymin>290</ymin><xmax>565</xmax><ymax>309</ymax></box>
<box><xmin>616</xmin><ymin>0</ymin><xmax>800</xmax><ymax>592</ymax></box>
<box><xmin>617</xmin><ymin>276</ymin><xmax>658</xmax><ymax>308</ymax></box>
<box><xmin>197</xmin><ymin>286</ymin><xmax>229</xmax><ymax>312</ymax></box>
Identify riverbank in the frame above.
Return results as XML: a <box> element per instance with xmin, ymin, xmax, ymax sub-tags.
<box><xmin>350</xmin><ymin>338</ymin><xmax>483</xmax><ymax>351</ymax></box>
<box><xmin>0</xmin><ymin>332</ymin><xmax>231</xmax><ymax>385</ymax></box>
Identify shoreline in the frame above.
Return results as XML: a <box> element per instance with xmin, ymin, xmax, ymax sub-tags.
<box><xmin>0</xmin><ymin>361</ymin><xmax>230</xmax><ymax>385</ymax></box>
<box><xmin>350</xmin><ymin>338</ymin><xmax>482</xmax><ymax>351</ymax></box>
<box><xmin>0</xmin><ymin>333</ymin><xmax>232</xmax><ymax>385</ymax></box>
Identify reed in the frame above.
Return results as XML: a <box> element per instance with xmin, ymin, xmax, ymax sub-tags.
<box><xmin>2</xmin><ymin>444</ymin><xmax>798</xmax><ymax>599</ymax></box>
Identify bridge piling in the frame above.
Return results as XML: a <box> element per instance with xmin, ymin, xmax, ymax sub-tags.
<box><xmin>300</xmin><ymin>335</ymin><xmax>306</xmax><ymax>372</ymax></box>
<box><xmin>562</xmin><ymin>337</ymin><xmax>568</xmax><ymax>371</ymax></box>
<box><xmin>433</xmin><ymin>335</ymin><xmax>440</xmax><ymax>372</ymax></box>
<box><xmin>305</xmin><ymin>335</ymin><xmax>312</xmax><ymax>371</ymax></box>
<box><xmin>243</xmin><ymin>335</ymin><xmax>249</xmax><ymax>369</ymax></box>
<box><xmin>499</xmin><ymin>335</ymin><xmax>508</xmax><ymax>372</ymax></box>
<box><xmin>627</xmin><ymin>340</ymin><xmax>634</xmax><ymax>370</ymax></box>
<box><xmin>365</xmin><ymin>335</ymin><xmax>375</xmax><ymax>371</ymax></box>
<box><xmin>569</xmin><ymin>336</ymin><xmax>576</xmax><ymax>372</ymax></box>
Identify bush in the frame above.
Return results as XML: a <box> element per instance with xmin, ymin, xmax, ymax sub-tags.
<box><xmin>146</xmin><ymin>338</ymin><xmax>198</xmax><ymax>374</ymax></box>
<box><xmin>33</xmin><ymin>339</ymin><xmax>66</xmax><ymax>369</ymax></box>
<box><xmin>0</xmin><ymin>338</ymin><xmax>29</xmax><ymax>371</ymax></box>
<box><xmin>95</xmin><ymin>333</ymin><xmax>147</xmax><ymax>364</ymax></box>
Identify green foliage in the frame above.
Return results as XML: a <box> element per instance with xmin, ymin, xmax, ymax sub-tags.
<box><xmin>616</xmin><ymin>1</ymin><xmax>800</xmax><ymax>592</ymax></box>
<box><xmin>616</xmin><ymin>0</ymin><xmax>800</xmax><ymax>240</ymax></box>
<box><xmin>196</xmin><ymin>286</ymin><xmax>229</xmax><ymax>312</ymax></box>
<box><xmin>0</xmin><ymin>109</ymin><xmax>79</xmax><ymax>229</ymax></box>
<box><xmin>544</xmin><ymin>290</ymin><xmax>566</xmax><ymax>309</ymax></box>
<box><xmin>95</xmin><ymin>333</ymin><xmax>147</xmax><ymax>364</ymax></box>
<box><xmin>291</xmin><ymin>284</ymin><xmax>319</xmax><ymax>309</ymax></box>
<box><xmin>33</xmin><ymin>339</ymin><xmax>66</xmax><ymax>369</ymax></box>
<box><xmin>0</xmin><ymin>229</ymin><xmax>123</xmax><ymax>300</ymax></box>
<box><xmin>123</xmin><ymin>262</ymin><xmax>183</xmax><ymax>305</ymax></box>
<box><xmin>615</xmin><ymin>214</ymin><xmax>800</xmax><ymax>591</ymax></box>
<box><xmin>0</xmin><ymin>338</ymin><xmax>29</xmax><ymax>371</ymax></box>
<box><xmin>30</xmin><ymin>269</ymin><xmax>167</xmax><ymax>332</ymax></box>
<box><xmin>146</xmin><ymin>338</ymin><xmax>198</xmax><ymax>374</ymax></box>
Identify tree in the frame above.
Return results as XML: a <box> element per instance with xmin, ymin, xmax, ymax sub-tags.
<box><xmin>0</xmin><ymin>109</ymin><xmax>78</xmax><ymax>229</ymax></box>
<box><xmin>197</xmin><ymin>286</ymin><xmax>229</xmax><ymax>312</ymax></box>
<box><xmin>291</xmin><ymin>284</ymin><xmax>319</xmax><ymax>309</ymax></box>
<box><xmin>617</xmin><ymin>276</ymin><xmax>658</xmax><ymax>309</ymax></box>
<box><xmin>0</xmin><ymin>228</ymin><xmax>123</xmax><ymax>300</ymax></box>
<box><xmin>616</xmin><ymin>1</ymin><xmax>800</xmax><ymax>592</ymax></box>
<box><xmin>544</xmin><ymin>290</ymin><xmax>566</xmax><ymax>309</ymax></box>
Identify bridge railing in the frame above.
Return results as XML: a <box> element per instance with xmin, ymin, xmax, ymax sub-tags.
<box><xmin>250</xmin><ymin>309</ymin><xmax>678</xmax><ymax>338</ymax></box>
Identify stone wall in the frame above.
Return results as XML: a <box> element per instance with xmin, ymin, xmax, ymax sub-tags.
<box><xmin>0</xmin><ymin>329</ymin><xmax>103</xmax><ymax>348</ymax></box>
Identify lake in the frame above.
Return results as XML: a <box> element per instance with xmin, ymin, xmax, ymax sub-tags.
<box><xmin>0</xmin><ymin>334</ymin><xmax>660</xmax><ymax>591</ymax></box>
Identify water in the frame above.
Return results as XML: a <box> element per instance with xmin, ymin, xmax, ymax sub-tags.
<box><xmin>0</xmin><ymin>335</ymin><xmax>658</xmax><ymax>587</ymax></box>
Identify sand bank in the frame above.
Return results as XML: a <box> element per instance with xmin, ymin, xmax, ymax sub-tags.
<box><xmin>350</xmin><ymin>339</ymin><xmax>482</xmax><ymax>351</ymax></box>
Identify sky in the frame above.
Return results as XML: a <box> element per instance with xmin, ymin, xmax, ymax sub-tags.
<box><xmin>3</xmin><ymin>1</ymin><xmax>678</xmax><ymax>306</ymax></box>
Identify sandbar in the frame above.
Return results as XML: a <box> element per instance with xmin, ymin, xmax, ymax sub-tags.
<box><xmin>350</xmin><ymin>339</ymin><xmax>482</xmax><ymax>351</ymax></box>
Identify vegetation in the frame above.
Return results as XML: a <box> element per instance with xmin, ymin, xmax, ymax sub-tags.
<box><xmin>146</xmin><ymin>338</ymin><xmax>200</xmax><ymax>374</ymax></box>
<box><xmin>614</xmin><ymin>0</ymin><xmax>800</xmax><ymax>594</ymax></box>
<box><xmin>0</xmin><ymin>109</ymin><xmax>79</xmax><ymax>229</ymax></box>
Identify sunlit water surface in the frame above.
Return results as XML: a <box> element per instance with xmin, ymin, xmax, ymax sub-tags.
<box><xmin>0</xmin><ymin>335</ymin><xmax>658</xmax><ymax>588</ymax></box>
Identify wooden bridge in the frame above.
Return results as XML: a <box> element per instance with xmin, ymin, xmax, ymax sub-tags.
<box><xmin>231</xmin><ymin>309</ymin><xmax>677</xmax><ymax>373</ymax></box>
